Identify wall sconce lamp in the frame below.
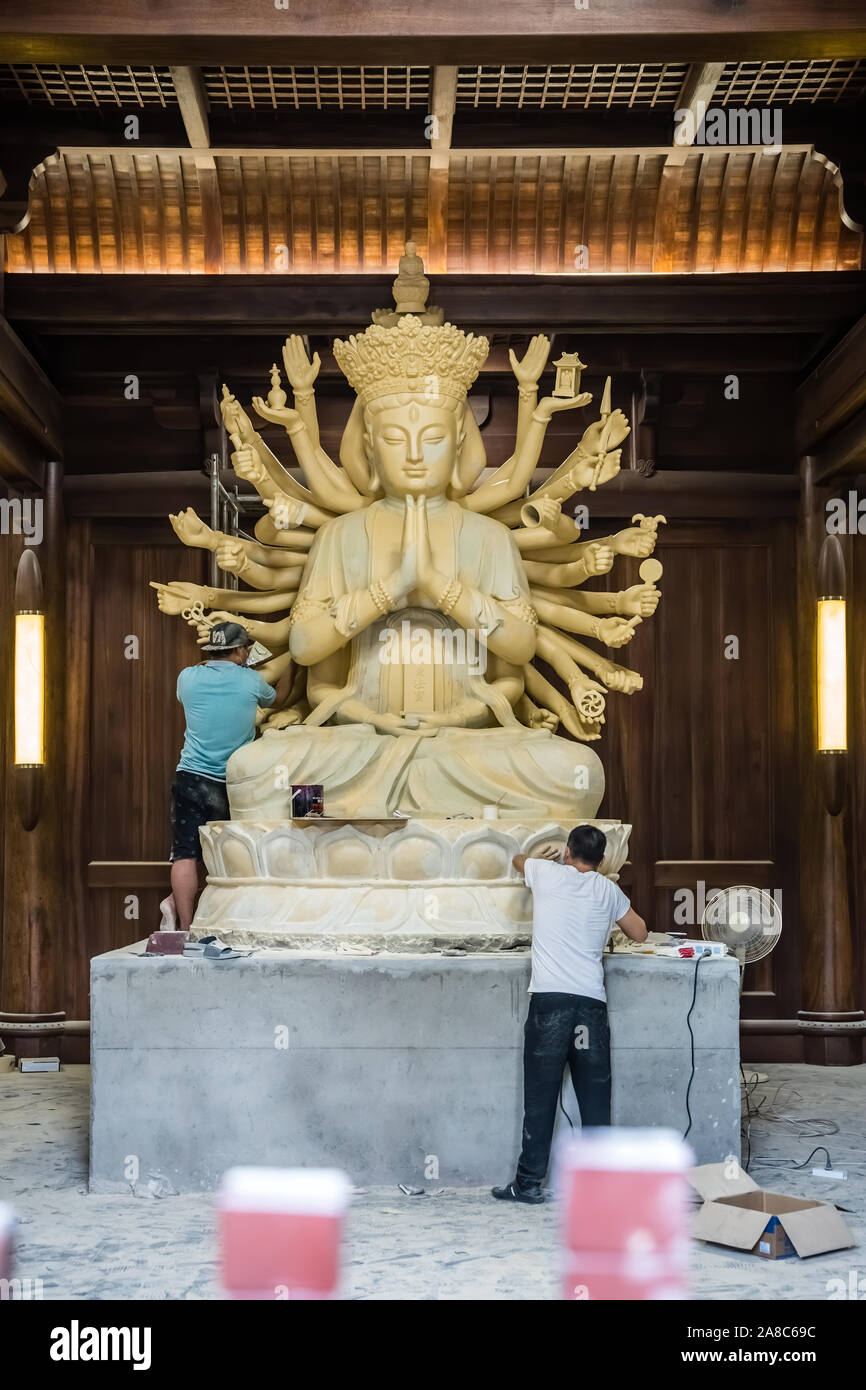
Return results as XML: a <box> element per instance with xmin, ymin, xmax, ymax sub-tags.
<box><xmin>13</xmin><ymin>549</ymin><xmax>45</xmax><ymax>831</ymax></box>
<box><xmin>816</xmin><ymin>534</ymin><xmax>847</xmax><ymax>817</ymax></box>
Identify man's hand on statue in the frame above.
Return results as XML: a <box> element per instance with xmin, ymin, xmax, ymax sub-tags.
<box><xmin>282</xmin><ymin>335</ymin><xmax>321</xmax><ymax>392</ymax></box>
<box><xmin>583</xmin><ymin>542</ymin><xmax>615</xmax><ymax>576</ymax></box>
<box><xmin>536</xmin><ymin>845</ymin><xmax>564</xmax><ymax>862</ymax></box>
<box><xmin>252</xmin><ymin>395</ymin><xmax>303</xmax><ymax>433</ymax></box>
<box><xmin>612</xmin><ymin>525</ymin><xmax>657</xmax><ymax>559</ymax></box>
<box><xmin>149</xmin><ymin>580</ymin><xmax>210</xmax><ymax>616</ymax></box>
<box><xmin>618</xmin><ymin>583</ymin><xmax>660</xmax><ymax>618</ymax></box>
<box><xmin>194</xmin><ymin>610</ymin><xmax>237</xmax><ymax>645</ymax></box>
<box><xmin>215</xmin><ymin>539</ymin><xmax>248</xmax><ymax>576</ymax></box>
<box><xmin>508</xmin><ymin>334</ymin><xmax>551</xmax><ymax>387</ymax></box>
<box><xmin>231</xmin><ymin>443</ymin><xmax>269</xmax><ymax>488</ymax></box>
<box><xmin>535</xmin><ymin>391</ymin><xmax>593</xmax><ymax>419</ymax></box>
<box><xmin>169</xmin><ymin>508</ymin><xmax>217</xmax><ymax>550</ymax></box>
<box><xmin>596</xmin><ymin>615</ymin><xmax>641</xmax><ymax>647</ymax></box>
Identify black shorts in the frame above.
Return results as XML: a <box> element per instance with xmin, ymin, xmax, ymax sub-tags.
<box><xmin>170</xmin><ymin>770</ymin><xmax>230</xmax><ymax>862</ymax></box>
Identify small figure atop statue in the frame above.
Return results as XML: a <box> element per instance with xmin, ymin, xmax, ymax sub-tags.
<box><xmin>372</xmin><ymin>239</ymin><xmax>444</xmax><ymax>326</ymax></box>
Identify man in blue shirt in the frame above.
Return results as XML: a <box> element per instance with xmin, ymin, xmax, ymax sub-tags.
<box><xmin>168</xmin><ymin>621</ymin><xmax>275</xmax><ymax>929</ymax></box>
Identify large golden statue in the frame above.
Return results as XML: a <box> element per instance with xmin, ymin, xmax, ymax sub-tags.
<box><xmin>152</xmin><ymin>247</ymin><xmax>663</xmax><ymax>822</ymax></box>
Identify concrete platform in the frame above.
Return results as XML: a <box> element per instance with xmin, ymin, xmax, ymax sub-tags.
<box><xmin>90</xmin><ymin>946</ymin><xmax>740</xmax><ymax>1192</ymax></box>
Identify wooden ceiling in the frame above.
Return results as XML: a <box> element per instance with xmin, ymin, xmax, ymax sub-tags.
<box><xmin>4</xmin><ymin>144</ymin><xmax>860</xmax><ymax>276</ymax></box>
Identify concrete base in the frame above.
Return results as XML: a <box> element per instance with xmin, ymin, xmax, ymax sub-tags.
<box><xmin>90</xmin><ymin>946</ymin><xmax>740</xmax><ymax>1192</ymax></box>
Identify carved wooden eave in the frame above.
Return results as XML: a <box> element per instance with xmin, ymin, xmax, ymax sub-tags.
<box><xmin>3</xmin><ymin>144</ymin><xmax>861</xmax><ymax>276</ymax></box>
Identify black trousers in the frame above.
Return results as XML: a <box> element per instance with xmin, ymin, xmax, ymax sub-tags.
<box><xmin>515</xmin><ymin>991</ymin><xmax>611</xmax><ymax>1189</ymax></box>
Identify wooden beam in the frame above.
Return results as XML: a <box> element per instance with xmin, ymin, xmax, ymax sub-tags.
<box><xmin>796</xmin><ymin>312</ymin><xmax>866</xmax><ymax>453</ymax></box>
<box><xmin>426</xmin><ymin>66</ymin><xmax>457</xmax><ymax>273</ymax></box>
<box><xmin>430</xmin><ymin>66</ymin><xmax>457</xmax><ymax>172</ymax></box>
<box><xmin>673</xmin><ymin>63</ymin><xmax>726</xmax><ymax>146</ymax></box>
<box><xmin>169</xmin><ymin>66</ymin><xmax>210</xmax><ymax>149</ymax></box>
<box><xmin>88</xmin><ymin>862</ymin><xmax>170</xmax><ymax>890</ymax></box>
<box><xmin>1</xmin><ymin>2</ymin><xmax>865</xmax><ymax>63</ymax></box>
<box><xmin>8</xmin><ymin>272</ymin><xmax>866</xmax><ymax>337</ymax></box>
<box><xmin>0</xmin><ymin>314</ymin><xmax>63</xmax><ymax>458</ymax></box>
<box><xmin>812</xmin><ymin>401</ymin><xmax>866</xmax><ymax>481</ymax></box>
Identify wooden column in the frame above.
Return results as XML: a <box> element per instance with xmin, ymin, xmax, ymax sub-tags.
<box><xmin>796</xmin><ymin>458</ymin><xmax>865</xmax><ymax>1062</ymax></box>
<box><xmin>1</xmin><ymin>461</ymin><xmax>66</xmax><ymax>1047</ymax></box>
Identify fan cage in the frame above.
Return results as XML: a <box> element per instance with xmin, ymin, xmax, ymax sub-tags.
<box><xmin>700</xmin><ymin>885</ymin><xmax>782</xmax><ymax>964</ymax></box>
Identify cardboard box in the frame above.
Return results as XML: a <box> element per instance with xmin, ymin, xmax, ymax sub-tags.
<box><xmin>690</xmin><ymin>1163</ymin><xmax>856</xmax><ymax>1260</ymax></box>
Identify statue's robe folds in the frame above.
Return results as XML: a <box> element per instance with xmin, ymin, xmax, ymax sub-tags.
<box><xmin>227</xmin><ymin>498</ymin><xmax>604</xmax><ymax>819</ymax></box>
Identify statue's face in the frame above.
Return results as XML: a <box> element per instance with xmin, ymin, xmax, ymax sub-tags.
<box><xmin>366</xmin><ymin>399</ymin><xmax>461</xmax><ymax>498</ymax></box>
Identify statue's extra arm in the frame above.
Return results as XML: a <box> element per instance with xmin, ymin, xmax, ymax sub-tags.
<box><xmin>204</xmin><ymin>586</ymin><xmax>298</xmax><ymax>614</ymax></box>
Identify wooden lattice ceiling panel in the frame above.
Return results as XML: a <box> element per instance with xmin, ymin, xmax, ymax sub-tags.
<box><xmin>0</xmin><ymin>64</ymin><xmax>177</xmax><ymax>107</ymax></box>
<box><xmin>2</xmin><ymin>61</ymin><xmax>865</xmax><ymax>111</ymax></box>
<box><xmin>455</xmin><ymin>64</ymin><xmax>689</xmax><ymax>108</ymax></box>
<box><xmin>4</xmin><ymin>148</ymin><xmax>860</xmax><ymax>275</ymax></box>
<box><xmin>714</xmin><ymin>60</ymin><xmax>866</xmax><ymax>105</ymax></box>
<box><xmin>202</xmin><ymin>66</ymin><xmax>430</xmax><ymax>110</ymax></box>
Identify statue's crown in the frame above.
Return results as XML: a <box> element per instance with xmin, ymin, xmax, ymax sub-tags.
<box><xmin>334</xmin><ymin>316</ymin><xmax>489</xmax><ymax>408</ymax></box>
<box><xmin>333</xmin><ymin>242</ymin><xmax>489</xmax><ymax>406</ymax></box>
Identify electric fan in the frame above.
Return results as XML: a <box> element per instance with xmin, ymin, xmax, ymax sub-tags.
<box><xmin>701</xmin><ymin>884</ymin><xmax>782</xmax><ymax>982</ymax></box>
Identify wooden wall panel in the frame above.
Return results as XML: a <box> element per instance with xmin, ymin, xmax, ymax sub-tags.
<box><xmin>64</xmin><ymin>524</ymin><xmax>206</xmax><ymax>1022</ymax></box>
<box><xmin>596</xmin><ymin>519</ymin><xmax>799</xmax><ymax>1019</ymax></box>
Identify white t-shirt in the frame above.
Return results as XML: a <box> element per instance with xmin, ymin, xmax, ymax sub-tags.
<box><xmin>524</xmin><ymin>859</ymin><xmax>631</xmax><ymax>1002</ymax></box>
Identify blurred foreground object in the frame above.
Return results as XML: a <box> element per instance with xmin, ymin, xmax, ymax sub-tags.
<box><xmin>556</xmin><ymin>1128</ymin><xmax>693</xmax><ymax>1300</ymax></box>
<box><xmin>218</xmin><ymin>1167</ymin><xmax>352</xmax><ymax>1300</ymax></box>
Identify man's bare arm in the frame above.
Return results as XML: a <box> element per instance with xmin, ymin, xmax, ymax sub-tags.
<box><xmin>616</xmin><ymin>906</ymin><xmax>648</xmax><ymax>943</ymax></box>
<box><xmin>513</xmin><ymin>846</ymin><xmax>561</xmax><ymax>875</ymax></box>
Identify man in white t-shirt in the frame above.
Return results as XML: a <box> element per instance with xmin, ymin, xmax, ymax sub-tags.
<box><xmin>492</xmin><ymin>824</ymin><xmax>647</xmax><ymax>1204</ymax></box>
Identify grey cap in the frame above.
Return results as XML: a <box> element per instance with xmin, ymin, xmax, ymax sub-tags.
<box><xmin>201</xmin><ymin>620</ymin><xmax>252</xmax><ymax>653</ymax></box>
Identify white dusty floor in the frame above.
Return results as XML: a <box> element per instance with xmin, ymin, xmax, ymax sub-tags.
<box><xmin>0</xmin><ymin>1062</ymin><xmax>864</xmax><ymax>1300</ymax></box>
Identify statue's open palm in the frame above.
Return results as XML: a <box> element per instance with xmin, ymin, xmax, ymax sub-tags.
<box><xmin>282</xmin><ymin>335</ymin><xmax>321</xmax><ymax>392</ymax></box>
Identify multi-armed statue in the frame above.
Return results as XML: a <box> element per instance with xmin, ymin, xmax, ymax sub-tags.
<box><xmin>153</xmin><ymin>244</ymin><xmax>664</xmax><ymax>826</ymax></box>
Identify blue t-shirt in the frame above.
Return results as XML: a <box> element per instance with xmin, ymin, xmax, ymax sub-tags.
<box><xmin>176</xmin><ymin>661</ymin><xmax>275</xmax><ymax>781</ymax></box>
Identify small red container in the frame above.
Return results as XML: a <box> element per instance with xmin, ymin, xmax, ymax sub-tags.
<box><xmin>145</xmin><ymin>930</ymin><xmax>189</xmax><ymax>955</ymax></box>
<box><xmin>217</xmin><ymin>1168</ymin><xmax>352</xmax><ymax>1301</ymax></box>
<box><xmin>554</xmin><ymin>1129</ymin><xmax>693</xmax><ymax>1299</ymax></box>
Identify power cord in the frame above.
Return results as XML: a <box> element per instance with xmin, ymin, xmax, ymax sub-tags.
<box><xmin>683</xmin><ymin>951</ymin><xmax>708</xmax><ymax>1140</ymax></box>
<box><xmin>558</xmin><ymin>1072</ymin><xmax>574</xmax><ymax>1131</ymax></box>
